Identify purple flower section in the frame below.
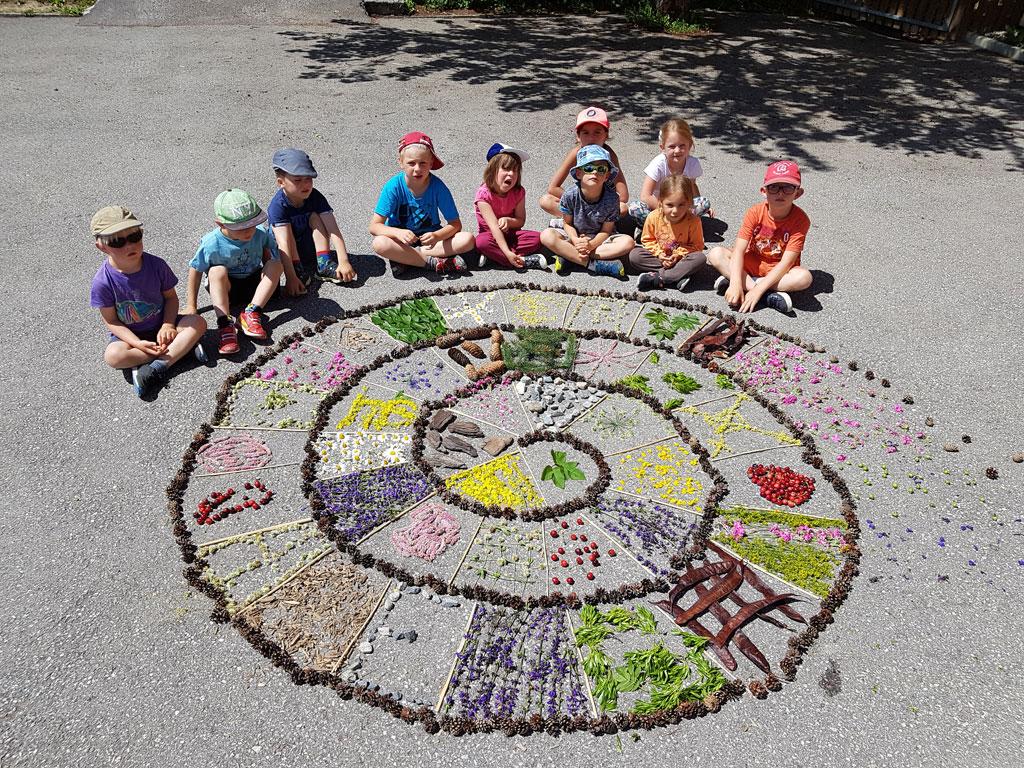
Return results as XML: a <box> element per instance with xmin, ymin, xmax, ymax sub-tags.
<box><xmin>594</xmin><ymin>497</ymin><xmax>695</xmax><ymax>575</ymax></box>
<box><xmin>445</xmin><ymin>604</ymin><xmax>588</xmax><ymax>720</ymax></box>
<box><xmin>314</xmin><ymin>464</ymin><xmax>430</xmax><ymax>542</ymax></box>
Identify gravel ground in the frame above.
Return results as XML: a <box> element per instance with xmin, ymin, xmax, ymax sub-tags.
<box><xmin>1</xmin><ymin>6</ymin><xmax>1022</xmax><ymax>767</ymax></box>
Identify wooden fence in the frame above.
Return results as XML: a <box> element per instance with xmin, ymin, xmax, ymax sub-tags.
<box><xmin>813</xmin><ymin>0</ymin><xmax>1024</xmax><ymax>37</ymax></box>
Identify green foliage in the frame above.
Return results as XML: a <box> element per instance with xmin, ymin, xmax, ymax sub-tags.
<box><xmin>370</xmin><ymin>298</ymin><xmax>447</xmax><ymax>343</ymax></box>
<box><xmin>541</xmin><ymin>450</ymin><xmax>586</xmax><ymax>489</ymax></box>
<box><xmin>663</xmin><ymin>371</ymin><xmax>702</xmax><ymax>396</ymax></box>
<box><xmin>715</xmin><ymin>373</ymin><xmax>735</xmax><ymax>390</ymax></box>
<box><xmin>503</xmin><ymin>328</ymin><xmax>578</xmax><ymax>372</ymax></box>
<box><xmin>618</xmin><ymin>374</ymin><xmax>653</xmax><ymax>395</ymax></box>
<box><xmin>645</xmin><ymin>308</ymin><xmax>703</xmax><ymax>341</ymax></box>
<box><xmin>1003</xmin><ymin>25</ymin><xmax>1024</xmax><ymax>46</ymax></box>
<box><xmin>718</xmin><ymin>505</ymin><xmax>846</xmax><ymax>530</ymax></box>
<box><xmin>648</xmin><ymin>351</ymin><xmax>660</xmax><ymax>365</ymax></box>
<box><xmin>712</xmin><ymin>531</ymin><xmax>839</xmax><ymax>598</ymax></box>
<box><xmin>573</xmin><ymin>605</ymin><xmax>724</xmax><ymax>713</ymax></box>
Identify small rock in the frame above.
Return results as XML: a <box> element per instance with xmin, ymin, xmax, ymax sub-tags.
<box><xmin>396</xmin><ymin>629</ymin><xmax>418</xmax><ymax>642</ymax></box>
<box><xmin>384</xmin><ymin>600</ymin><xmax>395</xmax><ymax>612</ymax></box>
<box><xmin>483</xmin><ymin>436</ymin><xmax>513</xmax><ymax>456</ymax></box>
<box><xmin>450</xmin><ymin>420</ymin><xmax>484</xmax><ymax>437</ymax></box>
<box><xmin>403</xmin><ymin>586</ymin><xmax>422</xmax><ymax>594</ymax></box>
<box><xmin>355</xmin><ymin>680</ymin><xmax>369</xmax><ymax>689</ymax></box>
<box><xmin>348</xmin><ymin>659</ymin><xmax>362</xmax><ymax>670</ymax></box>
<box><xmin>542</xmin><ymin>413</ymin><xmax>555</xmax><ymax>426</ymax></box>
<box><xmin>515</xmin><ymin>381</ymin><xmax>526</xmax><ymax>395</ymax></box>
<box><xmin>543</xmin><ymin>375</ymin><xmax>553</xmax><ymax>383</ymax></box>
<box><xmin>925</xmin><ymin>417</ymin><xmax>935</xmax><ymax>427</ymax></box>
<box><xmin>427</xmin><ymin>454</ymin><xmax>467</xmax><ymax>470</ymax></box>
<box><xmin>368</xmin><ymin>681</ymin><xmax>379</xmax><ymax>692</ymax></box>
<box><xmin>943</xmin><ymin>443</ymin><xmax>959</xmax><ymax>453</ymax></box>
<box><xmin>1013</xmin><ymin>453</ymin><xmax>1024</xmax><ymax>464</ymax></box>
<box><xmin>389</xmin><ymin>591</ymin><xmax>402</xmax><ymax>601</ymax></box>
<box><xmin>440</xmin><ymin>597</ymin><xmax>460</xmax><ymax>607</ymax></box>
<box><xmin>426</xmin><ymin>430</ymin><xmax>444</xmax><ymax>451</ymax></box>
<box><xmin>527</xmin><ymin>402</ymin><xmax>542</xmax><ymax>413</ymax></box>
<box><xmin>428</xmin><ymin>409</ymin><xmax>456</xmax><ymax>431</ymax></box>
<box><xmin>358</xmin><ymin>642</ymin><xmax>373</xmax><ymax>654</ymax></box>
<box><xmin>961</xmin><ymin>434</ymin><xmax>972</xmax><ymax>444</ymax></box>
<box><xmin>554</xmin><ymin>377</ymin><xmax>564</xmax><ymax>385</ymax></box>
<box><xmin>341</xmin><ymin>671</ymin><xmax>357</xmax><ymax>683</ymax></box>
<box><xmin>379</xmin><ymin>625</ymin><xmax>391</xmax><ymax>637</ymax></box>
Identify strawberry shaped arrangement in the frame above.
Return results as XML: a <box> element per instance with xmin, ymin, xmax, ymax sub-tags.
<box><xmin>747</xmin><ymin>464</ymin><xmax>815</xmax><ymax>507</ymax></box>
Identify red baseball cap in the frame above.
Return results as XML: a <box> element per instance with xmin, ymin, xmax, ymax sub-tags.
<box><xmin>398</xmin><ymin>131</ymin><xmax>444</xmax><ymax>170</ymax></box>
<box><xmin>575</xmin><ymin>106</ymin><xmax>609</xmax><ymax>131</ymax></box>
<box><xmin>764</xmin><ymin>160</ymin><xmax>801</xmax><ymax>186</ymax></box>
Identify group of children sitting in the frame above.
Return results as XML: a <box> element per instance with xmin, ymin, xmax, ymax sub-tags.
<box><xmin>89</xmin><ymin>108</ymin><xmax>813</xmax><ymax>397</ymax></box>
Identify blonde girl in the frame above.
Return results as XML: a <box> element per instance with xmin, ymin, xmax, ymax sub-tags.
<box><xmin>629</xmin><ymin>174</ymin><xmax>706</xmax><ymax>291</ymax></box>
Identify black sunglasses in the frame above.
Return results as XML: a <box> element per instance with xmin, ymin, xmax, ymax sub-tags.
<box><xmin>104</xmin><ymin>230</ymin><xmax>144</xmax><ymax>248</ymax></box>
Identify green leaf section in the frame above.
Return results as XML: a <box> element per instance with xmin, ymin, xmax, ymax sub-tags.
<box><xmin>644</xmin><ymin>308</ymin><xmax>702</xmax><ymax>341</ymax></box>
<box><xmin>541</xmin><ymin>449</ymin><xmax>586</xmax><ymax>489</ymax></box>
<box><xmin>503</xmin><ymin>328</ymin><xmax>578</xmax><ymax>372</ymax></box>
<box><xmin>574</xmin><ymin>605</ymin><xmax>724</xmax><ymax>714</ymax></box>
<box><xmin>663</xmin><ymin>372</ymin><xmax>701</xmax><ymax>396</ymax></box>
<box><xmin>715</xmin><ymin>374</ymin><xmax>735</xmax><ymax>390</ymax></box>
<box><xmin>712</xmin><ymin>534</ymin><xmax>839</xmax><ymax>599</ymax></box>
<box><xmin>370</xmin><ymin>298</ymin><xmax>447</xmax><ymax>343</ymax></box>
<box><xmin>618</xmin><ymin>374</ymin><xmax>653</xmax><ymax>395</ymax></box>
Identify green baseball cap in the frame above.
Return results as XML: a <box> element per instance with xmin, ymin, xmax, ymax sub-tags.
<box><xmin>214</xmin><ymin>188</ymin><xmax>267</xmax><ymax>230</ymax></box>
<box><xmin>91</xmin><ymin>206</ymin><xmax>143</xmax><ymax>236</ymax></box>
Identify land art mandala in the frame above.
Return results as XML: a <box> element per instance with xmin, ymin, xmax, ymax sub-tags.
<box><xmin>168</xmin><ymin>284</ymin><xmax>894</xmax><ymax>736</ymax></box>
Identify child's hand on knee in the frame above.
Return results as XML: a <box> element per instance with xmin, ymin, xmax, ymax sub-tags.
<box><xmin>725</xmin><ymin>284</ymin><xmax>743</xmax><ymax>308</ymax></box>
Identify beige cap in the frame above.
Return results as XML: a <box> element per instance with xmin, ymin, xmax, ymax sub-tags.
<box><xmin>91</xmin><ymin>206</ymin><xmax>143</xmax><ymax>237</ymax></box>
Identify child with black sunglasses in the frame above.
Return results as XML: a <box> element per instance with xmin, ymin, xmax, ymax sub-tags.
<box><xmin>89</xmin><ymin>206</ymin><xmax>208</xmax><ymax>398</ymax></box>
<box><xmin>706</xmin><ymin>160</ymin><xmax>813</xmax><ymax>314</ymax></box>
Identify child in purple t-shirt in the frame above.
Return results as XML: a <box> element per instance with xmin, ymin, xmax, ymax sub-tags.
<box><xmin>89</xmin><ymin>206</ymin><xmax>207</xmax><ymax>398</ymax></box>
<box><xmin>473</xmin><ymin>143</ymin><xmax>547</xmax><ymax>270</ymax></box>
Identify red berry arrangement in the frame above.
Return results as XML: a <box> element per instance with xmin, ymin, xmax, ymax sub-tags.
<box><xmin>547</xmin><ymin>516</ymin><xmax>616</xmax><ymax>586</ymax></box>
<box><xmin>747</xmin><ymin>464</ymin><xmax>815</xmax><ymax>507</ymax></box>
<box><xmin>195</xmin><ymin>479</ymin><xmax>273</xmax><ymax>525</ymax></box>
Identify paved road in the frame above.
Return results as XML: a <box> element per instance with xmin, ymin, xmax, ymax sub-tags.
<box><xmin>1</xmin><ymin>5</ymin><xmax>1022</xmax><ymax>767</ymax></box>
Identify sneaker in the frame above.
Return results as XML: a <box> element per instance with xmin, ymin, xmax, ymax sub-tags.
<box><xmin>521</xmin><ymin>253</ymin><xmax>547</xmax><ymax>270</ymax></box>
<box><xmin>239</xmin><ymin>309</ymin><xmax>269</xmax><ymax>340</ymax></box>
<box><xmin>193</xmin><ymin>341</ymin><xmax>209</xmax><ymax>364</ymax></box>
<box><xmin>432</xmin><ymin>255</ymin><xmax>468</xmax><ymax>274</ymax></box>
<box><xmin>637</xmin><ymin>272</ymin><xmax>661</xmax><ymax>292</ymax></box>
<box><xmin>714</xmin><ymin>276</ymin><xmax>730</xmax><ymax>295</ymax></box>
<box><xmin>675</xmin><ymin>276</ymin><xmax>691</xmax><ymax>291</ymax></box>
<box><xmin>390</xmin><ymin>261</ymin><xmax>408</xmax><ymax>277</ymax></box>
<box><xmin>315</xmin><ymin>257</ymin><xmax>342</xmax><ymax>284</ymax></box>
<box><xmin>477</xmin><ymin>253</ymin><xmax>488</xmax><ymax>269</ymax></box>
<box><xmin>589</xmin><ymin>259</ymin><xmax>625</xmax><ymax>278</ymax></box>
<box><xmin>132</xmin><ymin>363</ymin><xmax>166</xmax><ymax>398</ymax></box>
<box><xmin>553</xmin><ymin>256</ymin><xmax>568</xmax><ymax>275</ymax></box>
<box><xmin>765</xmin><ymin>291</ymin><xmax>793</xmax><ymax>314</ymax></box>
<box><xmin>548</xmin><ymin>217</ymin><xmax>565</xmax><ymax>230</ymax></box>
<box><xmin>218</xmin><ymin>323</ymin><xmax>240</xmax><ymax>355</ymax></box>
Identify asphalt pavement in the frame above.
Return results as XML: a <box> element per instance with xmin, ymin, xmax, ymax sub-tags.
<box><xmin>1</xmin><ymin>4</ymin><xmax>1022</xmax><ymax>767</ymax></box>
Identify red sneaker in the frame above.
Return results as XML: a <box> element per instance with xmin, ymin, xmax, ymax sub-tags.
<box><xmin>218</xmin><ymin>323</ymin><xmax>240</xmax><ymax>355</ymax></box>
<box><xmin>434</xmin><ymin>255</ymin><xmax>467</xmax><ymax>274</ymax></box>
<box><xmin>239</xmin><ymin>309</ymin><xmax>268</xmax><ymax>340</ymax></box>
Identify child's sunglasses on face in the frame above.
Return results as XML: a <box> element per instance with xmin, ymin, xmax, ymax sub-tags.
<box><xmin>766</xmin><ymin>183</ymin><xmax>797</xmax><ymax>195</ymax></box>
<box><xmin>581</xmin><ymin>163</ymin><xmax>610</xmax><ymax>175</ymax></box>
<box><xmin>104</xmin><ymin>230</ymin><xmax>144</xmax><ymax>248</ymax></box>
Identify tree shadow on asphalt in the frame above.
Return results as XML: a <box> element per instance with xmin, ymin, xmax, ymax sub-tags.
<box><xmin>279</xmin><ymin>13</ymin><xmax>1023</xmax><ymax>171</ymax></box>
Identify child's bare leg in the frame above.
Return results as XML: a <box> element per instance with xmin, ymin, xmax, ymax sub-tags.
<box><xmin>372</xmin><ymin>236</ymin><xmax>430</xmax><ymax>267</ymax></box>
<box><xmin>159</xmin><ymin>315</ymin><xmax>208</xmax><ymax>366</ymax></box>
<box><xmin>207</xmin><ymin>265</ymin><xmax>232</xmax><ymax>318</ymax></box>
<box><xmin>593</xmin><ymin>234</ymin><xmax>634</xmax><ymax>260</ymax></box>
<box><xmin>104</xmin><ymin>341</ymin><xmax>157</xmax><ymax>369</ymax></box>
<box><xmin>253</xmin><ymin>260</ymin><xmax>284</xmax><ymax>308</ymax></box>
<box><xmin>540</xmin><ymin>228</ymin><xmax>588</xmax><ymax>266</ymax></box>
<box><xmin>773</xmin><ymin>266</ymin><xmax>813</xmax><ymax>293</ymax></box>
<box><xmin>309</xmin><ymin>213</ymin><xmax>331</xmax><ymax>253</ymax></box>
<box><xmin>539</xmin><ymin>190</ymin><xmax>563</xmax><ymax>217</ymax></box>
<box><xmin>706</xmin><ymin>246</ymin><xmax>757</xmax><ymax>289</ymax></box>
<box><xmin>419</xmin><ymin>232</ymin><xmax>475</xmax><ymax>259</ymax></box>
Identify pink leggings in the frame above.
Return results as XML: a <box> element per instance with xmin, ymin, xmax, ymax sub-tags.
<box><xmin>476</xmin><ymin>229</ymin><xmax>543</xmax><ymax>268</ymax></box>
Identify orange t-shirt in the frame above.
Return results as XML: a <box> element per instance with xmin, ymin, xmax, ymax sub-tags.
<box><xmin>739</xmin><ymin>202</ymin><xmax>810</xmax><ymax>277</ymax></box>
<box><xmin>641</xmin><ymin>208</ymin><xmax>704</xmax><ymax>258</ymax></box>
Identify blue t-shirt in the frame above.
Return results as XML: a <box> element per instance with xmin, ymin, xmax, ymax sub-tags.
<box><xmin>190</xmin><ymin>227</ymin><xmax>278</xmax><ymax>278</ymax></box>
<box><xmin>559</xmin><ymin>183</ymin><xmax>620</xmax><ymax>237</ymax></box>
<box><xmin>267</xmin><ymin>188</ymin><xmax>333</xmax><ymax>242</ymax></box>
<box><xmin>374</xmin><ymin>173</ymin><xmax>460</xmax><ymax>235</ymax></box>
<box><xmin>89</xmin><ymin>253</ymin><xmax>178</xmax><ymax>334</ymax></box>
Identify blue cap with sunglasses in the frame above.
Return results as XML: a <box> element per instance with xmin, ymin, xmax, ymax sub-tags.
<box><xmin>571</xmin><ymin>144</ymin><xmax>618</xmax><ymax>182</ymax></box>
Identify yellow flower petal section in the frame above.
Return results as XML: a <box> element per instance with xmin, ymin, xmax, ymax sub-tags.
<box><xmin>335</xmin><ymin>392</ymin><xmax>417</xmax><ymax>431</ymax></box>
<box><xmin>446</xmin><ymin>453</ymin><xmax>544</xmax><ymax>510</ymax></box>
<box><xmin>615</xmin><ymin>441</ymin><xmax>703</xmax><ymax>509</ymax></box>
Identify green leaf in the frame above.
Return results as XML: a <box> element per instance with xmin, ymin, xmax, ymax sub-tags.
<box><xmin>649</xmin><ymin>351</ymin><xmax>660</xmax><ymax>365</ymax></box>
<box><xmin>643</xmin><ymin>308</ymin><xmax>669</xmax><ymax>326</ymax></box>
<box><xmin>551</xmin><ymin>449</ymin><xmax>567</xmax><ymax>465</ymax></box>
<box><xmin>663</xmin><ymin>398</ymin><xmax>684</xmax><ymax>410</ymax></box>
<box><xmin>649</xmin><ymin>326</ymin><xmax>677</xmax><ymax>341</ymax></box>
<box><xmin>541</xmin><ymin>465</ymin><xmax>554</xmax><ymax>482</ymax></box>
<box><xmin>670</xmin><ymin>313</ymin><xmax>701</xmax><ymax>331</ymax></box>
<box><xmin>579</xmin><ymin>603</ymin><xmax>600</xmax><ymax>627</ymax></box>
<box><xmin>552</xmin><ymin>466</ymin><xmax>567</xmax><ymax>489</ymax></box>
<box><xmin>565</xmin><ymin>463</ymin><xmax>586</xmax><ymax>481</ymax></box>
<box><xmin>619</xmin><ymin>374</ymin><xmax>653</xmax><ymax>395</ymax></box>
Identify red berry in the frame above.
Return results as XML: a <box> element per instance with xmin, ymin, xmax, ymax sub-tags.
<box><xmin>576</xmin><ymin>557</ymin><xmax>583</xmax><ymax>565</ymax></box>
<box><xmin>569</xmin><ymin>533</ymin><xmax>578</xmax><ymax>541</ymax></box>
<box><xmin>561</xmin><ymin>521</ymin><xmax>569</xmax><ymax>529</ymax></box>
<box><xmin>552</xmin><ymin>577</ymin><xmax>560</xmax><ymax>585</ymax></box>
<box><xmin>566</xmin><ymin>577</ymin><xmax>574</xmax><ymax>585</ymax></box>
<box><xmin>576</xmin><ymin>518</ymin><xmax>583</xmax><ymax>525</ymax></box>
<box><xmin>244</xmin><ymin>482</ymin><xmax>253</xmax><ymax>490</ymax></box>
<box><xmin>580</xmin><ymin>535</ymin><xmax>588</xmax><ymax>542</ymax></box>
<box><xmin>551</xmin><ymin>554</ymin><xmax>559</xmax><ymax>562</ymax></box>
<box><xmin>560</xmin><ymin>560</ymin><xmax>568</xmax><ymax>568</ymax></box>
<box><xmin>557</xmin><ymin>547</ymin><xmax>565</xmax><ymax>554</ymax></box>
<box><xmin>574</xmin><ymin>548</ymin><xmax>582</xmax><ymax>555</ymax></box>
<box><xmin>586</xmin><ymin>572</ymin><xmax>595</xmax><ymax>580</ymax></box>
<box><xmin>550</xmin><ymin>531</ymin><xmax>559</xmax><ymax>538</ymax></box>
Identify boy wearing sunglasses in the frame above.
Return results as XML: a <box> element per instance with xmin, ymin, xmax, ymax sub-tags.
<box><xmin>706</xmin><ymin>160</ymin><xmax>813</xmax><ymax>314</ymax></box>
<box><xmin>89</xmin><ymin>206</ymin><xmax>208</xmax><ymax>397</ymax></box>
<box><xmin>539</xmin><ymin>145</ymin><xmax>634</xmax><ymax>277</ymax></box>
